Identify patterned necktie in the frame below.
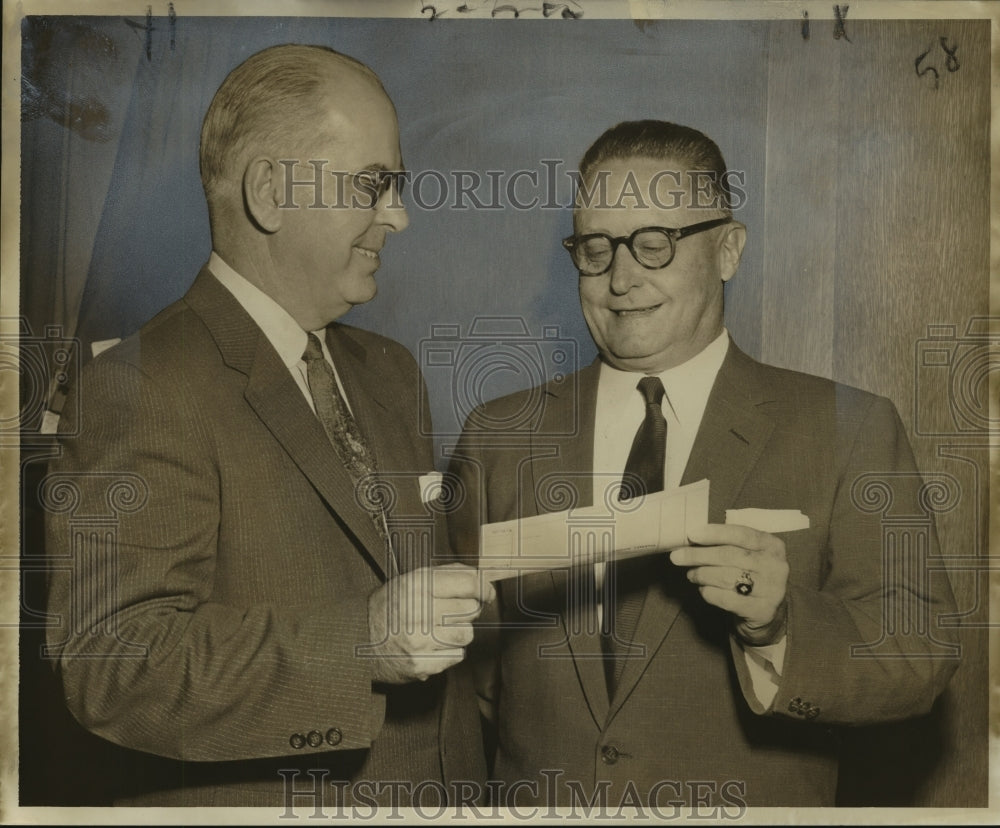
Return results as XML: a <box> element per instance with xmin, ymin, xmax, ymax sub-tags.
<box><xmin>302</xmin><ymin>333</ymin><xmax>391</xmax><ymax>555</ymax></box>
<box><xmin>603</xmin><ymin>375</ymin><xmax>667</xmax><ymax>695</ymax></box>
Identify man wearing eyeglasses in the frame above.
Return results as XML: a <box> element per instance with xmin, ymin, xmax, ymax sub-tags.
<box><xmin>448</xmin><ymin>120</ymin><xmax>958</xmax><ymax>807</ymax></box>
<box><xmin>45</xmin><ymin>44</ymin><xmax>492</xmax><ymax>807</ymax></box>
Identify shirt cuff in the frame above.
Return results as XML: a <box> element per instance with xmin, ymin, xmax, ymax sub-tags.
<box><xmin>740</xmin><ymin>635</ymin><xmax>787</xmax><ymax>709</ymax></box>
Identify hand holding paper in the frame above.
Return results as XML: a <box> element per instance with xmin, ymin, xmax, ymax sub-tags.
<box><xmin>476</xmin><ymin>477</ymin><xmax>809</xmax><ymax>595</ymax></box>
<box><xmin>671</xmin><ymin>523</ymin><xmax>791</xmax><ymax>646</ymax></box>
<box><xmin>367</xmin><ymin>563</ymin><xmax>496</xmax><ymax>683</ymax></box>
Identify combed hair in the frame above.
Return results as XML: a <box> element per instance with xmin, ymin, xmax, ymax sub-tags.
<box><xmin>579</xmin><ymin>120</ymin><xmax>733</xmax><ymax>213</ymax></box>
<box><xmin>199</xmin><ymin>44</ymin><xmax>382</xmax><ymax>204</ymax></box>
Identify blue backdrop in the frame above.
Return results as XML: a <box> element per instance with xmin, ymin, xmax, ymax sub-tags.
<box><xmin>22</xmin><ymin>16</ymin><xmax>768</xmax><ymax>461</ymax></box>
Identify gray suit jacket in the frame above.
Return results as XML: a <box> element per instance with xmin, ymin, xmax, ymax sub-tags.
<box><xmin>45</xmin><ymin>268</ymin><xmax>485</xmax><ymax>806</ymax></box>
<box><xmin>449</xmin><ymin>341</ymin><xmax>959</xmax><ymax>807</ymax></box>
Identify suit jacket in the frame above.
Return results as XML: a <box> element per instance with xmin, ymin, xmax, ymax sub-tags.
<box><xmin>44</xmin><ymin>267</ymin><xmax>485</xmax><ymax>807</ymax></box>
<box><xmin>448</xmin><ymin>340</ymin><xmax>959</xmax><ymax>808</ymax></box>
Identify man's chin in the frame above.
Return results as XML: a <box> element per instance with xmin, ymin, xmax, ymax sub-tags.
<box><xmin>600</xmin><ymin>345</ymin><xmax>677</xmax><ymax>374</ymax></box>
<box><xmin>602</xmin><ymin>350</ymin><xmax>657</xmax><ymax>371</ymax></box>
<box><xmin>347</xmin><ymin>283</ymin><xmax>378</xmax><ymax>308</ymax></box>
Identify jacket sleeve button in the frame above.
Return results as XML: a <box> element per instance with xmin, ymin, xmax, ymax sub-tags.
<box><xmin>306</xmin><ymin>730</ymin><xmax>324</xmax><ymax>748</ymax></box>
<box><xmin>601</xmin><ymin>745</ymin><xmax>620</xmax><ymax>764</ymax></box>
<box><xmin>289</xmin><ymin>733</ymin><xmax>307</xmax><ymax>750</ymax></box>
<box><xmin>326</xmin><ymin>727</ymin><xmax>343</xmax><ymax>746</ymax></box>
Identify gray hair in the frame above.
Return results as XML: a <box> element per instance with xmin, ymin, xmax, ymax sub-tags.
<box><xmin>199</xmin><ymin>44</ymin><xmax>382</xmax><ymax>206</ymax></box>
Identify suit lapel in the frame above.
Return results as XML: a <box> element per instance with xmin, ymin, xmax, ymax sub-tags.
<box><xmin>185</xmin><ymin>268</ymin><xmax>393</xmax><ymax>579</ymax></box>
<box><xmin>607</xmin><ymin>340</ymin><xmax>776</xmax><ymax>721</ymax></box>
<box><xmin>680</xmin><ymin>342</ymin><xmax>776</xmax><ymax>520</ymax></box>
<box><xmin>530</xmin><ymin>361</ymin><xmax>612</xmax><ymax>727</ymax></box>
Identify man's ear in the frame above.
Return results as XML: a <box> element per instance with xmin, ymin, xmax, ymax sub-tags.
<box><xmin>718</xmin><ymin>221</ymin><xmax>747</xmax><ymax>283</ymax></box>
<box><xmin>243</xmin><ymin>157</ymin><xmax>283</xmax><ymax>233</ymax></box>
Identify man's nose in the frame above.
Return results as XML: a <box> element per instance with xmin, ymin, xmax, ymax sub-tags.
<box><xmin>608</xmin><ymin>244</ymin><xmax>644</xmax><ymax>295</ymax></box>
<box><xmin>377</xmin><ymin>187</ymin><xmax>409</xmax><ymax>233</ymax></box>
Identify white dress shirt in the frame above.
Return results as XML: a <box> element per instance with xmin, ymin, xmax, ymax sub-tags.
<box><xmin>208</xmin><ymin>251</ymin><xmax>352</xmax><ymax>412</ymax></box>
<box><xmin>592</xmin><ymin>329</ymin><xmax>785</xmax><ymax>707</ymax></box>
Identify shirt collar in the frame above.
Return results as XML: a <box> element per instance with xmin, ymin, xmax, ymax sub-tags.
<box><xmin>208</xmin><ymin>251</ymin><xmax>326</xmax><ymax>367</ymax></box>
<box><xmin>598</xmin><ymin>329</ymin><xmax>729</xmax><ymax>425</ymax></box>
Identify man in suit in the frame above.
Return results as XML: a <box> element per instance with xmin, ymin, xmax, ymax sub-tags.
<box><xmin>44</xmin><ymin>44</ymin><xmax>493</xmax><ymax>808</ymax></box>
<box><xmin>448</xmin><ymin>120</ymin><xmax>959</xmax><ymax>808</ymax></box>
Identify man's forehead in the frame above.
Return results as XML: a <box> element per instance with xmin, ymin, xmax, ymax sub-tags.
<box><xmin>305</xmin><ymin>83</ymin><xmax>400</xmax><ymax>160</ymax></box>
<box><xmin>315</xmin><ymin>73</ymin><xmax>394</xmax><ymax>122</ymax></box>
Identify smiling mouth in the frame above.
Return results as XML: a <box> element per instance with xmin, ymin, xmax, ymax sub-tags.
<box><xmin>353</xmin><ymin>246</ymin><xmax>380</xmax><ymax>261</ymax></box>
<box><xmin>614</xmin><ymin>304</ymin><xmax>662</xmax><ymax>317</ymax></box>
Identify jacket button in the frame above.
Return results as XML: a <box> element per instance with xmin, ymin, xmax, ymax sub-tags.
<box><xmin>306</xmin><ymin>730</ymin><xmax>323</xmax><ymax>748</ymax></box>
<box><xmin>289</xmin><ymin>733</ymin><xmax>306</xmax><ymax>750</ymax></box>
<box><xmin>788</xmin><ymin>697</ymin><xmax>820</xmax><ymax>719</ymax></box>
<box><xmin>326</xmin><ymin>727</ymin><xmax>343</xmax><ymax>746</ymax></box>
<box><xmin>601</xmin><ymin>745</ymin><xmax>620</xmax><ymax>765</ymax></box>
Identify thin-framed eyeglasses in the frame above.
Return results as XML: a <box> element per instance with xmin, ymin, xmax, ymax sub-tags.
<box><xmin>562</xmin><ymin>217</ymin><xmax>732</xmax><ymax>276</ymax></box>
<box><xmin>288</xmin><ymin>163</ymin><xmax>407</xmax><ymax>209</ymax></box>
<box><xmin>350</xmin><ymin>168</ymin><xmax>408</xmax><ymax>208</ymax></box>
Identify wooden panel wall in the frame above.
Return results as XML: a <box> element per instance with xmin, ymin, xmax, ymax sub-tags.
<box><xmin>758</xmin><ymin>19</ymin><xmax>990</xmax><ymax>807</ymax></box>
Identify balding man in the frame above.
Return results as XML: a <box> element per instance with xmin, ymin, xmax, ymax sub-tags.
<box><xmin>45</xmin><ymin>44</ymin><xmax>492</xmax><ymax>808</ymax></box>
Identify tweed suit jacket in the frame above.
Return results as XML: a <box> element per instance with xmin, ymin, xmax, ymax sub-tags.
<box><xmin>45</xmin><ymin>267</ymin><xmax>485</xmax><ymax>807</ymax></box>
<box><xmin>448</xmin><ymin>340</ymin><xmax>959</xmax><ymax>808</ymax></box>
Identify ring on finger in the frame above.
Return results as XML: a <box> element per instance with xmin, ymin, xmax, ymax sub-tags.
<box><xmin>735</xmin><ymin>571</ymin><xmax>754</xmax><ymax>596</ymax></box>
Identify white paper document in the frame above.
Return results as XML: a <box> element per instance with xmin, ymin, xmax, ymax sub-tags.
<box><xmin>479</xmin><ymin>479</ymin><xmax>710</xmax><ymax>582</ymax></box>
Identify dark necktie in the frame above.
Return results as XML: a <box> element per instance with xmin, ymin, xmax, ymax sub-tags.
<box><xmin>603</xmin><ymin>375</ymin><xmax>667</xmax><ymax>695</ymax></box>
<box><xmin>302</xmin><ymin>332</ymin><xmax>391</xmax><ymax>556</ymax></box>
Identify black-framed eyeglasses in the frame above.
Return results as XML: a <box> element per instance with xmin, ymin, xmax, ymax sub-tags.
<box><xmin>562</xmin><ymin>217</ymin><xmax>732</xmax><ymax>276</ymax></box>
